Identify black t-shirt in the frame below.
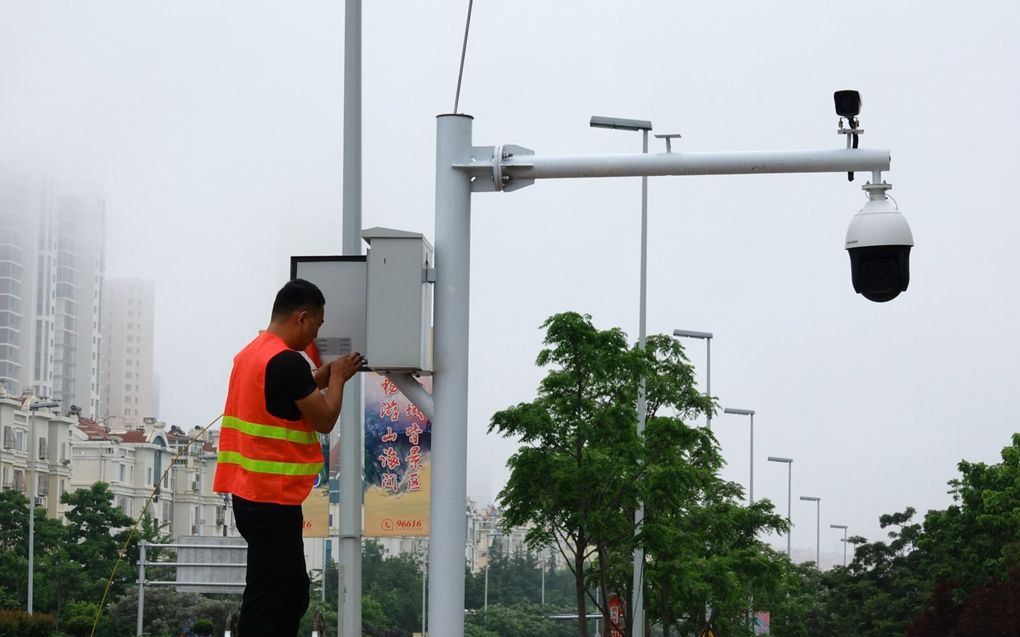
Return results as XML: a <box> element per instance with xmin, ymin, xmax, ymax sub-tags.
<box><xmin>264</xmin><ymin>350</ymin><xmax>317</xmax><ymax>421</ymax></box>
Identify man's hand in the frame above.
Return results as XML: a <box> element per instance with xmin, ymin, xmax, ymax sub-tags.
<box><xmin>313</xmin><ymin>353</ymin><xmax>364</xmax><ymax>390</ymax></box>
<box><xmin>298</xmin><ymin>352</ymin><xmax>365</xmax><ymax>434</ymax></box>
<box><xmin>330</xmin><ymin>352</ymin><xmax>364</xmax><ymax>383</ymax></box>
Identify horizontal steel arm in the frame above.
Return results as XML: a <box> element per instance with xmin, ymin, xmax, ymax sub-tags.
<box><xmin>455</xmin><ymin>147</ymin><xmax>891</xmax><ymax>191</ymax></box>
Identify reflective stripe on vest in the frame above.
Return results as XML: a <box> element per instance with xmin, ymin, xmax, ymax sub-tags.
<box><xmin>212</xmin><ymin>331</ymin><xmax>323</xmax><ymax>505</ymax></box>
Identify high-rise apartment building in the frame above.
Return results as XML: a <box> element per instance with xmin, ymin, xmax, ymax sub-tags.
<box><xmin>0</xmin><ymin>168</ymin><xmax>105</xmax><ymax>416</ymax></box>
<box><xmin>101</xmin><ymin>279</ymin><xmax>156</xmax><ymax>428</ymax></box>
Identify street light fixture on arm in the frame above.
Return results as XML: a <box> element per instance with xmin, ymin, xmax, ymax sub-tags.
<box><xmin>21</xmin><ymin>397</ymin><xmax>59</xmax><ymax>615</ymax></box>
<box><xmin>590</xmin><ymin>114</ymin><xmax>654</xmax><ymax>637</ymax></box>
<box><xmin>830</xmin><ymin>524</ymin><xmax>849</xmax><ymax>567</ymax></box>
<box><xmin>767</xmin><ymin>456</ymin><xmax>793</xmax><ymax>556</ymax></box>
<box><xmin>723</xmin><ymin>408</ymin><xmax>755</xmax><ymax>504</ymax></box>
<box><xmin>673</xmin><ymin>329</ymin><xmax>713</xmax><ymax>429</ymax></box>
<box><xmin>800</xmin><ymin>496</ymin><xmax>821</xmax><ymax>567</ymax></box>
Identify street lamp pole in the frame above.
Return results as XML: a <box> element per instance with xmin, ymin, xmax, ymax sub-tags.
<box><xmin>724</xmin><ymin>408</ymin><xmax>755</xmax><ymax>504</ymax></box>
<box><xmin>830</xmin><ymin>524</ymin><xmax>849</xmax><ymax>567</ymax></box>
<box><xmin>767</xmin><ymin>456</ymin><xmax>793</xmax><ymax>556</ymax></box>
<box><xmin>22</xmin><ymin>397</ymin><xmax>58</xmax><ymax>615</ymax></box>
<box><xmin>429</xmin><ymin>111</ymin><xmax>895</xmax><ymax>637</ymax></box>
<box><xmin>672</xmin><ymin>330</ymin><xmax>713</xmax><ymax>429</ymax></box>
<box><xmin>801</xmin><ymin>496</ymin><xmax>821</xmax><ymax>567</ymax></box>
<box><xmin>590</xmin><ymin>114</ymin><xmax>653</xmax><ymax>637</ymax></box>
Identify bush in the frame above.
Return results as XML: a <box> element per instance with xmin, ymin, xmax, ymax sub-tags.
<box><xmin>0</xmin><ymin>609</ymin><xmax>58</xmax><ymax>637</ymax></box>
<box><xmin>191</xmin><ymin>618</ymin><xmax>215</xmax><ymax>636</ymax></box>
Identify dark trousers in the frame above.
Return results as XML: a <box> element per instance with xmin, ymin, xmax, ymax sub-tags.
<box><xmin>232</xmin><ymin>495</ymin><xmax>310</xmax><ymax>637</ymax></box>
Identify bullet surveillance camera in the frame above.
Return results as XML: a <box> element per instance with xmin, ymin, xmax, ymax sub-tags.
<box><xmin>845</xmin><ymin>183</ymin><xmax>913</xmax><ymax>302</ymax></box>
<box><xmin>834</xmin><ymin>90</ymin><xmax>862</xmax><ymax>119</ymax></box>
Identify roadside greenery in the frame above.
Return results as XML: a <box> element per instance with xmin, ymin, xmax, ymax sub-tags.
<box><xmin>1</xmin><ymin>311</ymin><xmax>1020</xmax><ymax>636</ymax></box>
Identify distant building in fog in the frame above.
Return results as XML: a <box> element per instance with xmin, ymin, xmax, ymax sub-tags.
<box><xmin>0</xmin><ymin>167</ymin><xmax>105</xmax><ymax>416</ymax></box>
<box><xmin>101</xmin><ymin>279</ymin><xmax>156</xmax><ymax>428</ymax></box>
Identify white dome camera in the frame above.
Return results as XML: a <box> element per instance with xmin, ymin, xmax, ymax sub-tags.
<box><xmin>845</xmin><ymin>182</ymin><xmax>913</xmax><ymax>302</ymax></box>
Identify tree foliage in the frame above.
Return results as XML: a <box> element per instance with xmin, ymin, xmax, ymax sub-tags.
<box><xmin>490</xmin><ymin>313</ymin><xmax>785</xmax><ymax>637</ymax></box>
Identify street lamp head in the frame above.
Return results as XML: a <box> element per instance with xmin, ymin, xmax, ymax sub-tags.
<box><xmin>846</xmin><ymin>181</ymin><xmax>913</xmax><ymax>303</ymax></box>
<box><xmin>830</xmin><ymin>524</ymin><xmax>848</xmax><ymax>529</ymax></box>
<box><xmin>767</xmin><ymin>456</ymin><xmax>793</xmax><ymax>464</ymax></box>
<box><xmin>672</xmin><ymin>329</ymin><xmax>713</xmax><ymax>340</ymax></box>
<box><xmin>800</xmin><ymin>496</ymin><xmax>821</xmax><ymax>502</ymax></box>
<box><xmin>22</xmin><ymin>397</ymin><xmax>60</xmax><ymax>412</ymax></box>
<box><xmin>589</xmin><ymin>115</ymin><xmax>653</xmax><ymax>132</ymax></box>
<box><xmin>724</xmin><ymin>407</ymin><xmax>754</xmax><ymax>416</ymax></box>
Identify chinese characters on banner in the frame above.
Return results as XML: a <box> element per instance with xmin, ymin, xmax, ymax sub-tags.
<box><xmin>364</xmin><ymin>373</ymin><xmax>432</xmax><ymax>536</ymax></box>
<box><xmin>301</xmin><ymin>342</ymin><xmax>330</xmax><ymax>538</ymax></box>
<box><xmin>607</xmin><ymin>593</ymin><xmax>625</xmax><ymax>637</ymax></box>
<box><xmin>301</xmin><ymin>432</ymin><xmax>331</xmax><ymax>537</ymax></box>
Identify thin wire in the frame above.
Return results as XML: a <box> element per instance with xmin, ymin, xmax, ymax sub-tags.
<box><xmin>89</xmin><ymin>413</ymin><xmax>224</xmax><ymax>637</ymax></box>
<box><xmin>453</xmin><ymin>0</ymin><xmax>474</xmax><ymax>113</ymax></box>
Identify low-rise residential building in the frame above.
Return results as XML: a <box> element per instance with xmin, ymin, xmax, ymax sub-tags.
<box><xmin>0</xmin><ymin>391</ymin><xmax>75</xmax><ymax>519</ymax></box>
<box><xmin>68</xmin><ymin>417</ymin><xmax>233</xmax><ymax>538</ymax></box>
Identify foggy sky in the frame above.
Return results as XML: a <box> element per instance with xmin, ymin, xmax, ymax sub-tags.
<box><xmin>3</xmin><ymin>1</ymin><xmax>1019</xmax><ymax>565</ymax></box>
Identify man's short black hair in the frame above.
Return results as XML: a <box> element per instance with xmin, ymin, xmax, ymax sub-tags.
<box><xmin>272</xmin><ymin>279</ymin><xmax>325</xmax><ymax>318</ymax></box>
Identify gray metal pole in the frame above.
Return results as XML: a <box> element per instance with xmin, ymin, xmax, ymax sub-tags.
<box><xmin>27</xmin><ymin>409</ymin><xmax>34</xmax><ymax>614</ymax></box>
<box><xmin>421</xmin><ymin>555</ymin><xmax>427</xmax><ymax>636</ymax></box>
<box><xmin>137</xmin><ymin>540</ymin><xmax>146</xmax><ymax>636</ymax></box>
<box><xmin>786</xmin><ymin>463</ymin><xmax>792</xmax><ymax>557</ymax></box>
<box><xmin>705</xmin><ymin>338</ymin><xmax>712</xmax><ymax>431</ymax></box>
<box><xmin>816</xmin><ymin>501</ymin><xmax>821</xmax><ymax>567</ymax></box>
<box><xmin>631</xmin><ymin>127</ymin><xmax>649</xmax><ymax>637</ymax></box>
<box><xmin>339</xmin><ymin>1</ymin><xmax>364</xmax><ymax>635</ymax></box>
<box><xmin>749</xmin><ymin>414</ymin><xmax>754</xmax><ymax>506</ymax></box>
<box><xmin>196</xmin><ymin>458</ymin><xmax>203</xmax><ymax>536</ymax></box>
<box><xmin>843</xmin><ymin>528</ymin><xmax>847</xmax><ymax>566</ymax></box>
<box><xmin>430</xmin><ymin>113</ymin><xmax>474</xmax><ymax>637</ymax></box>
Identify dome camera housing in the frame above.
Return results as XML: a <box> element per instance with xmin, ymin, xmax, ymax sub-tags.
<box><xmin>845</xmin><ymin>183</ymin><xmax>913</xmax><ymax>302</ymax></box>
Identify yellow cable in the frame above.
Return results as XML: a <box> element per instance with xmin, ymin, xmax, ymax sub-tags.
<box><xmin>89</xmin><ymin>413</ymin><xmax>224</xmax><ymax>637</ymax></box>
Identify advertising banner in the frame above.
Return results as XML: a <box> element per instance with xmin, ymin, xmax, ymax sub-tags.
<box><xmin>301</xmin><ymin>342</ymin><xmax>330</xmax><ymax>538</ymax></box>
<box><xmin>302</xmin><ymin>432</ymin><xmax>331</xmax><ymax>537</ymax></box>
<box><xmin>753</xmin><ymin>611</ymin><xmax>771</xmax><ymax>635</ymax></box>
<box><xmin>607</xmin><ymin>593</ymin><xmax>626</xmax><ymax>637</ymax></box>
<box><xmin>364</xmin><ymin>373</ymin><xmax>432</xmax><ymax>536</ymax></box>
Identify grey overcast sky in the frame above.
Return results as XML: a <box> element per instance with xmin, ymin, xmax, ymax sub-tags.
<box><xmin>3</xmin><ymin>1</ymin><xmax>1019</xmax><ymax>564</ymax></box>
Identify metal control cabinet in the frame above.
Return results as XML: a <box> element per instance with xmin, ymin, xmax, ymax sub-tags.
<box><xmin>362</xmin><ymin>227</ymin><xmax>434</xmax><ymax>373</ymax></box>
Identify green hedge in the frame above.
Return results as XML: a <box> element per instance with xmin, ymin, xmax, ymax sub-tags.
<box><xmin>0</xmin><ymin>609</ymin><xmax>58</xmax><ymax>637</ymax></box>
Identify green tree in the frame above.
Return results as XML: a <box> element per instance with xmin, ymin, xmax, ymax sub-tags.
<box><xmin>492</xmin><ymin>313</ymin><xmax>762</xmax><ymax>636</ymax></box>
<box><xmin>0</xmin><ymin>489</ymin><xmax>68</xmax><ymax>614</ymax></box>
<box><xmin>490</xmin><ymin>312</ymin><xmax>646</xmax><ymax>637</ymax></box>
<box><xmin>466</xmin><ymin>602</ymin><xmax>575</xmax><ymax>637</ymax></box>
<box><xmin>361</xmin><ymin>540</ymin><xmax>423</xmax><ymax>634</ymax></box>
<box><xmin>61</xmin><ymin>483</ymin><xmax>138</xmax><ymax>604</ymax></box>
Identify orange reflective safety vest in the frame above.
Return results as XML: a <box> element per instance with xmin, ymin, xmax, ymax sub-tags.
<box><xmin>213</xmin><ymin>332</ymin><xmax>323</xmax><ymax>505</ymax></box>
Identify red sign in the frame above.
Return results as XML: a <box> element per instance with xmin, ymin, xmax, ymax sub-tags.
<box><xmin>607</xmin><ymin>593</ymin><xmax>625</xmax><ymax>637</ymax></box>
